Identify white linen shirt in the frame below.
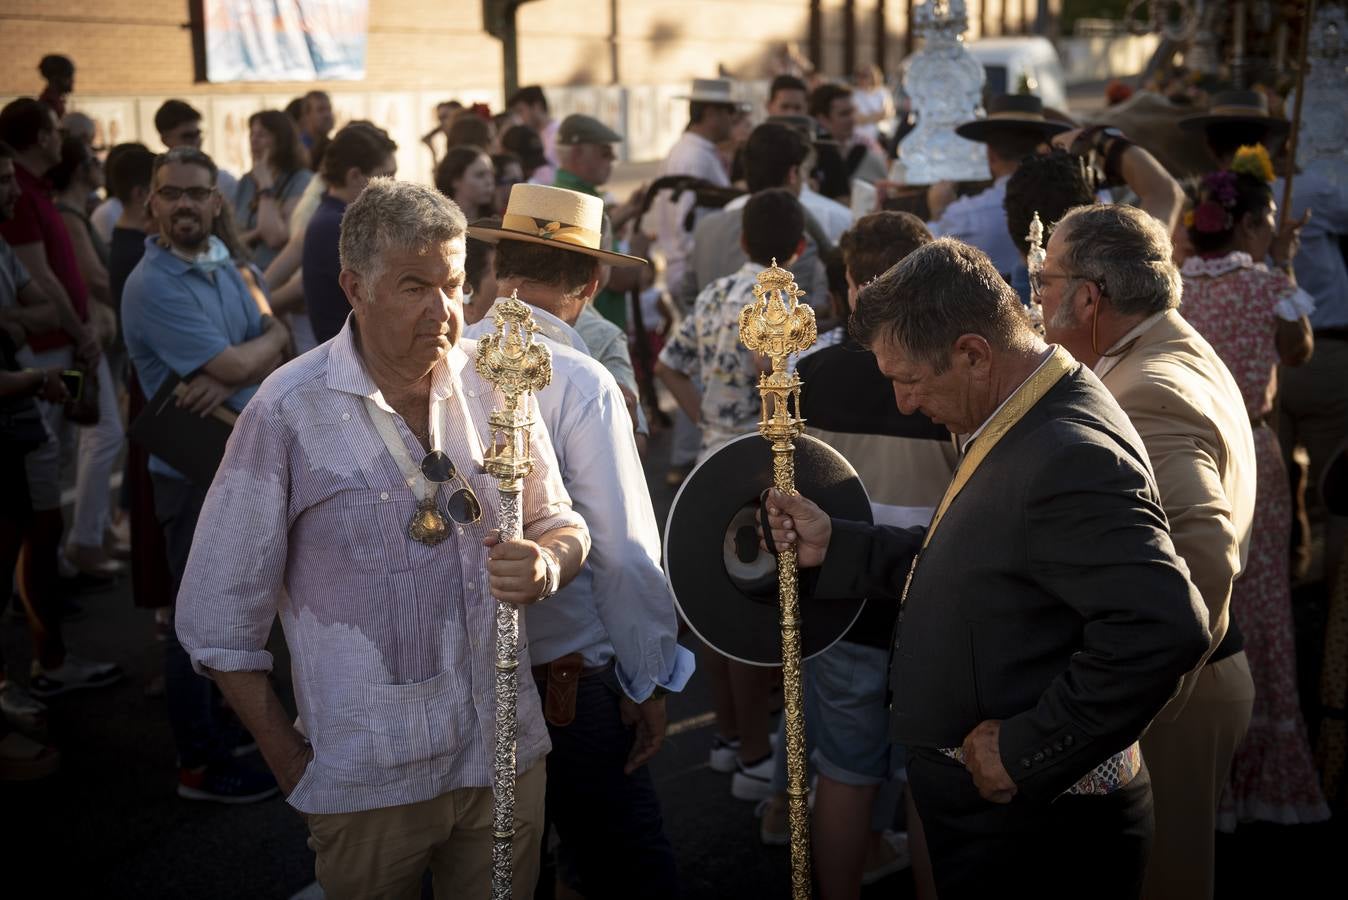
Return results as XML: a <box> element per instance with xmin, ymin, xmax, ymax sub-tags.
<box><xmin>645</xmin><ymin>131</ymin><xmax>730</xmax><ymax>293</ymax></box>
<box><xmin>466</xmin><ymin>301</ymin><xmax>694</xmax><ymax>701</ymax></box>
<box><xmin>175</xmin><ymin>319</ymin><xmax>585</xmax><ymax>815</ymax></box>
<box><xmin>800</xmin><ymin>186</ymin><xmax>854</xmax><ymax>245</ymax></box>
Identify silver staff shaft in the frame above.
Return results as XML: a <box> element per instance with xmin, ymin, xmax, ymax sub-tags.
<box><xmin>490</xmin><ymin>489</ymin><xmax>523</xmax><ymax>900</ymax></box>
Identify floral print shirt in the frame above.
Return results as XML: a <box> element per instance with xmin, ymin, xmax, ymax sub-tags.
<box><xmin>659</xmin><ymin>261</ymin><xmax>765</xmax><ymax>457</ymax></box>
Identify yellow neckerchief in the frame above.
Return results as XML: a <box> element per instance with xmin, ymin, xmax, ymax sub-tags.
<box><xmin>899</xmin><ymin>346</ymin><xmax>1075</xmax><ymax>606</ymax></box>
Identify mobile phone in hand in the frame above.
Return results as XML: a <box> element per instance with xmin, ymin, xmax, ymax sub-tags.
<box><xmin>60</xmin><ymin>369</ymin><xmax>84</xmax><ymax>402</ymax></box>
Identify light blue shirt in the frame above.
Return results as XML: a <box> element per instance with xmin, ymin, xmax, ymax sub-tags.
<box><xmin>121</xmin><ymin>236</ymin><xmax>265</xmax><ymax>478</ymax></box>
<box><xmin>928</xmin><ymin>174</ymin><xmax>1021</xmax><ymax>276</ymax></box>
<box><xmin>1275</xmin><ymin>170</ymin><xmax>1348</xmax><ymax>329</ymax></box>
<box><xmin>466</xmin><ymin>300</ymin><xmax>694</xmax><ymax>702</ymax></box>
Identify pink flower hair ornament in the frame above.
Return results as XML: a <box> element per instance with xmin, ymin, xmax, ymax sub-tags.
<box><xmin>1193</xmin><ymin>200</ymin><xmax>1233</xmax><ymax>233</ymax></box>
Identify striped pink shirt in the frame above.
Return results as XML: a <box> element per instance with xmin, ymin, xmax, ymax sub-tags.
<box><xmin>176</xmin><ymin>320</ymin><xmax>585</xmax><ymax>814</ymax></box>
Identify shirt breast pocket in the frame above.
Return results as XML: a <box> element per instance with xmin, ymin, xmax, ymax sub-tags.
<box><xmin>339</xmin><ymin>490</ymin><xmax>414</xmax><ymax>574</ymax></box>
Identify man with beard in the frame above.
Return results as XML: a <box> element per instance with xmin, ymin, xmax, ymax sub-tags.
<box><xmin>300</xmin><ymin>90</ymin><xmax>337</xmax><ymax>153</ymax></box>
<box><xmin>122</xmin><ymin>147</ymin><xmax>292</xmax><ymax>803</ymax></box>
<box><xmin>1040</xmin><ymin>204</ymin><xmax>1257</xmax><ymax>900</ymax></box>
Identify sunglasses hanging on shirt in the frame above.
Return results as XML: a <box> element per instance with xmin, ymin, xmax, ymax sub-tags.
<box><xmin>420</xmin><ymin>450</ymin><xmax>484</xmax><ymax>525</ymax></box>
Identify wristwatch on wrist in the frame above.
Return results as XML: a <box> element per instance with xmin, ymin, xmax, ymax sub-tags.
<box><xmin>538</xmin><ymin>547</ymin><xmax>562</xmax><ymax>601</ymax></box>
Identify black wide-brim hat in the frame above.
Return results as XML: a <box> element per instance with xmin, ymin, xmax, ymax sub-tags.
<box><xmin>664</xmin><ymin>433</ymin><xmax>872</xmax><ymax>666</ymax></box>
<box><xmin>1178</xmin><ymin>90</ymin><xmax>1290</xmax><ymax>136</ymax></box>
<box><xmin>955</xmin><ymin>93</ymin><xmax>1073</xmax><ymax>143</ymax></box>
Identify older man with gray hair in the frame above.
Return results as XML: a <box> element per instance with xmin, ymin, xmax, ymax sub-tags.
<box><xmin>175</xmin><ymin>178</ymin><xmax>590</xmax><ymax>899</ymax></box>
<box><xmin>1039</xmin><ymin>203</ymin><xmax>1256</xmax><ymax>900</ymax></box>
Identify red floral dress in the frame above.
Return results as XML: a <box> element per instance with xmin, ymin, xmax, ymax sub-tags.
<box><xmin>1179</xmin><ymin>252</ymin><xmax>1330</xmax><ymax>828</ymax></box>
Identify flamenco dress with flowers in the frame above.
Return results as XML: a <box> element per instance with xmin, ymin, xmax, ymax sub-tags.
<box><xmin>1179</xmin><ymin>250</ymin><xmax>1331</xmax><ymax>829</ymax></box>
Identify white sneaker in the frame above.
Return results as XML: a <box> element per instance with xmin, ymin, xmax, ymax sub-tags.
<box><xmin>709</xmin><ymin>735</ymin><xmax>741</xmax><ymax>773</ymax></box>
<box><xmin>29</xmin><ymin>655</ymin><xmax>124</xmax><ymax>698</ymax></box>
<box><xmin>731</xmin><ymin>754</ymin><xmax>776</xmax><ymax>801</ymax></box>
<box><xmin>0</xmin><ymin>680</ymin><xmax>47</xmax><ymax>728</ymax></box>
<box><xmin>755</xmin><ymin>796</ymin><xmax>790</xmax><ymax>845</ymax></box>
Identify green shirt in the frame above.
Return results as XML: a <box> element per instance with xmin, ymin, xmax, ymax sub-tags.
<box><xmin>554</xmin><ymin>169</ymin><xmax>628</xmax><ymax>330</ymax></box>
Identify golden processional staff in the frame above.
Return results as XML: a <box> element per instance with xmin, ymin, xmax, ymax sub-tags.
<box><xmin>739</xmin><ymin>260</ymin><xmax>817</xmax><ymax>900</ymax></box>
<box><xmin>474</xmin><ymin>292</ymin><xmax>553</xmax><ymax>900</ymax></box>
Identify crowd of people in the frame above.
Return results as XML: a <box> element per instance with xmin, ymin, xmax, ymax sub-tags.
<box><xmin>0</xmin><ymin>46</ymin><xmax>1345</xmax><ymax>900</ymax></box>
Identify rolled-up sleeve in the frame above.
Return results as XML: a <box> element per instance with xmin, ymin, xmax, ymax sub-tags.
<box><xmin>176</xmin><ymin>403</ymin><xmax>292</xmax><ymax>676</ymax></box>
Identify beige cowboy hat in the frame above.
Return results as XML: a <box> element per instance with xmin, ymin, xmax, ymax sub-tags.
<box><xmin>674</xmin><ymin>78</ymin><xmax>752</xmax><ymax>109</ymax></box>
<box><xmin>955</xmin><ymin>94</ymin><xmax>1073</xmax><ymax>143</ymax></box>
<box><xmin>467</xmin><ymin>183</ymin><xmax>648</xmax><ymax>267</ymax></box>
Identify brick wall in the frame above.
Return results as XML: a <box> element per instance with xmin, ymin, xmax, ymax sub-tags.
<box><xmin>0</xmin><ymin>0</ymin><xmax>1042</xmax><ymax>174</ymax></box>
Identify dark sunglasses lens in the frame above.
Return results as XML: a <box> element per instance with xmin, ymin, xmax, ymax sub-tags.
<box><xmin>421</xmin><ymin>450</ymin><xmax>456</xmax><ymax>483</ymax></box>
<box><xmin>447</xmin><ymin>488</ymin><xmax>482</xmax><ymax>524</ymax></box>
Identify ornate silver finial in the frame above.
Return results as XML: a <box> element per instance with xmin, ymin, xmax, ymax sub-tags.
<box><xmin>895</xmin><ymin>0</ymin><xmax>989</xmax><ymax>185</ymax></box>
<box><xmin>1290</xmin><ymin>3</ymin><xmax>1348</xmax><ymax>185</ymax></box>
<box><xmin>1025</xmin><ymin>212</ymin><xmax>1047</xmax><ymax>335</ymax></box>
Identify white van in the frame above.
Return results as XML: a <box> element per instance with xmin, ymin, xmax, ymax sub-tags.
<box><xmin>963</xmin><ymin>36</ymin><xmax>1068</xmax><ymax>111</ymax></box>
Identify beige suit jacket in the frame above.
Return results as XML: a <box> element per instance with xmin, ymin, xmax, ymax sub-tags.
<box><xmin>1100</xmin><ymin>309</ymin><xmax>1257</xmax><ymax>721</ymax></box>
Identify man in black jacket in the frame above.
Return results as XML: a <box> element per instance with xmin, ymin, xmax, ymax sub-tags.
<box><xmin>764</xmin><ymin>238</ymin><xmax>1209</xmax><ymax>899</ymax></box>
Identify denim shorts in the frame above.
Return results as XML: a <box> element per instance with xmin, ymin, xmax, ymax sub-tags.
<box><xmin>806</xmin><ymin>640</ymin><xmax>905</xmax><ymax>786</ymax></box>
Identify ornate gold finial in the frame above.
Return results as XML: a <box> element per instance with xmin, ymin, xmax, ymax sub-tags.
<box><xmin>739</xmin><ymin>260</ymin><xmax>817</xmax><ymax>448</ymax></box>
<box><xmin>475</xmin><ymin>290</ymin><xmax>552</xmax><ymax>491</ymax></box>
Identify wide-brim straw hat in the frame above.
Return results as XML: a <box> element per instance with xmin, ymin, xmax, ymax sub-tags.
<box><xmin>467</xmin><ymin>184</ymin><xmax>647</xmax><ymax>268</ymax></box>
<box><xmin>1178</xmin><ymin>89</ymin><xmax>1290</xmax><ymax>136</ymax></box>
<box><xmin>674</xmin><ymin>78</ymin><xmax>752</xmax><ymax>109</ymax></box>
<box><xmin>955</xmin><ymin>94</ymin><xmax>1073</xmax><ymax>143</ymax></box>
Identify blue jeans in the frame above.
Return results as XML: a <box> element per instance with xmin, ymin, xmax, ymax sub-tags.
<box><xmin>535</xmin><ymin>666</ymin><xmax>677</xmax><ymax>900</ymax></box>
<box><xmin>153</xmin><ymin>474</ymin><xmax>230</xmax><ymax>769</ymax></box>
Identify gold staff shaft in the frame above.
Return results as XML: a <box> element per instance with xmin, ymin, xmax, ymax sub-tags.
<box><xmin>772</xmin><ymin>446</ymin><xmax>811</xmax><ymax>898</ymax></box>
<box><xmin>475</xmin><ymin>292</ymin><xmax>553</xmax><ymax>900</ymax></box>
<box><xmin>739</xmin><ymin>260</ymin><xmax>817</xmax><ymax>900</ymax></box>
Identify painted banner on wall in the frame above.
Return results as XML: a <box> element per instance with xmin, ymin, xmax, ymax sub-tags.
<box><xmin>205</xmin><ymin>0</ymin><xmax>369</xmax><ymax>83</ymax></box>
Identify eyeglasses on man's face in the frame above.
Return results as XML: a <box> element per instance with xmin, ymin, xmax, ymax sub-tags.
<box><xmin>155</xmin><ymin>185</ymin><xmax>216</xmax><ymax>203</ymax></box>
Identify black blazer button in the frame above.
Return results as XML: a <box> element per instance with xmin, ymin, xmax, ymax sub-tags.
<box><xmin>1063</xmin><ymin>735</ymin><xmax>1075</xmax><ymax>747</ymax></box>
<box><xmin>1020</xmin><ymin>757</ymin><xmax>1032</xmax><ymax>769</ymax></box>
<box><xmin>1053</xmin><ymin>742</ymin><xmax>1063</xmax><ymax>752</ymax></box>
<box><xmin>1033</xmin><ymin>751</ymin><xmax>1045</xmax><ymax>763</ymax></box>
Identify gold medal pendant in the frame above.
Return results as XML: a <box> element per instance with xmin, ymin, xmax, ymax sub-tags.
<box><xmin>408</xmin><ymin>498</ymin><xmax>450</xmax><ymax>545</ymax></box>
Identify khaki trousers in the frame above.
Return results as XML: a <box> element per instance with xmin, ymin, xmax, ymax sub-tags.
<box><xmin>1140</xmin><ymin>652</ymin><xmax>1255</xmax><ymax>900</ymax></box>
<box><xmin>305</xmin><ymin>762</ymin><xmax>546</xmax><ymax>900</ymax></box>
